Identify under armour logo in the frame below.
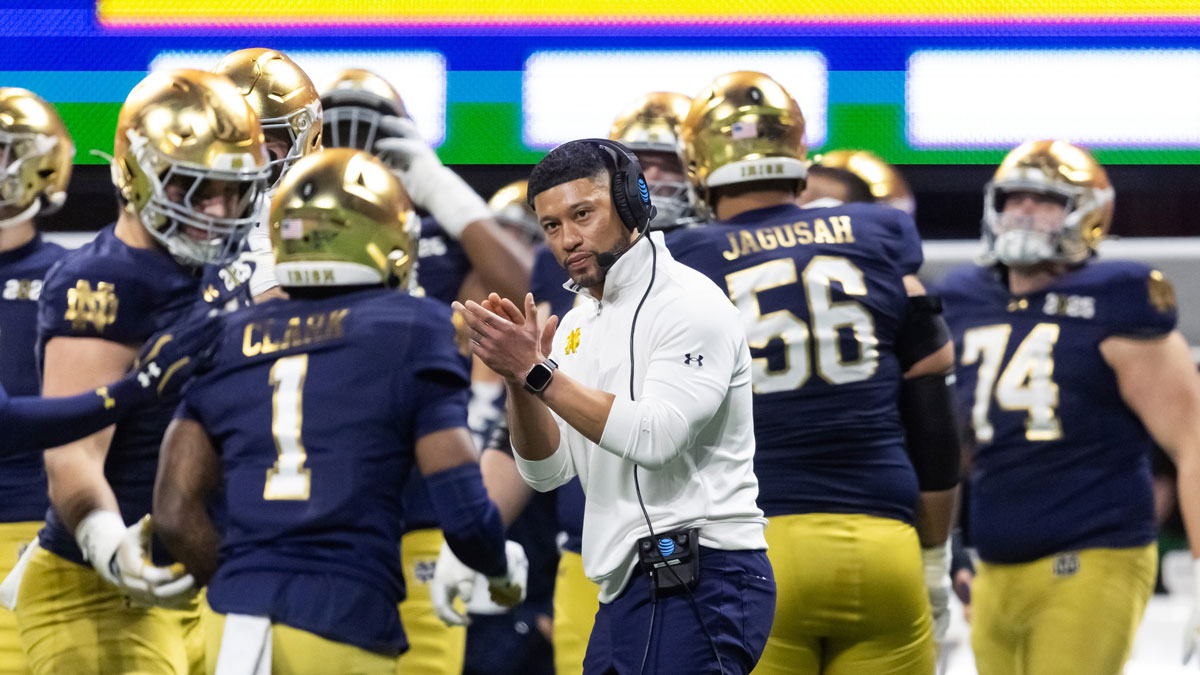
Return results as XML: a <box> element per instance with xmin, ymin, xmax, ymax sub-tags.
<box><xmin>137</xmin><ymin>362</ymin><xmax>162</xmax><ymax>388</ymax></box>
<box><xmin>684</xmin><ymin>353</ymin><xmax>703</xmax><ymax>366</ymax></box>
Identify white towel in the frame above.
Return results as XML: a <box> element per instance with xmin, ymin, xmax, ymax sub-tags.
<box><xmin>0</xmin><ymin>536</ymin><xmax>38</xmax><ymax>611</ymax></box>
<box><xmin>214</xmin><ymin>613</ymin><xmax>272</xmax><ymax>675</ymax></box>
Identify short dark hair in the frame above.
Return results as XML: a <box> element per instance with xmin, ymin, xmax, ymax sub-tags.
<box><xmin>527</xmin><ymin>140</ymin><xmax>611</xmax><ymax>208</ymax></box>
<box><xmin>808</xmin><ymin>165</ymin><xmax>874</xmax><ymax>204</ymax></box>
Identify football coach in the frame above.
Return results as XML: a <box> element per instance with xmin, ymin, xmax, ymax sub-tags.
<box><xmin>453</xmin><ymin>138</ymin><xmax>775</xmax><ymax>675</ymax></box>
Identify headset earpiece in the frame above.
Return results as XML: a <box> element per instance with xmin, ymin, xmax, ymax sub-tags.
<box><xmin>581</xmin><ymin>138</ymin><xmax>656</xmax><ymax>233</ymax></box>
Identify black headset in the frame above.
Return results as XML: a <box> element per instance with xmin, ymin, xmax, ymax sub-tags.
<box><xmin>581</xmin><ymin>138</ymin><xmax>657</xmax><ymax>233</ymax></box>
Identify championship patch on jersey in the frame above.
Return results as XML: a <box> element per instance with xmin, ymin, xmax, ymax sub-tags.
<box><xmin>64</xmin><ymin>280</ymin><xmax>118</xmax><ymax>333</ymax></box>
<box><xmin>1148</xmin><ymin>270</ymin><xmax>1176</xmax><ymax>313</ymax></box>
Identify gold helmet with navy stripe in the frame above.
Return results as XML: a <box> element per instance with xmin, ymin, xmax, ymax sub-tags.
<box><xmin>112</xmin><ymin>69</ymin><xmax>270</xmax><ymax>266</ymax></box>
<box><xmin>0</xmin><ymin>87</ymin><xmax>74</xmax><ymax>227</ymax></box>
<box><xmin>680</xmin><ymin>71</ymin><xmax>807</xmax><ymax>215</ymax></box>
<box><xmin>983</xmin><ymin>140</ymin><xmax>1113</xmax><ymax>266</ymax></box>
<box><xmin>213</xmin><ymin>48</ymin><xmax>322</xmax><ymax>190</ymax></box>
<box><xmin>270</xmin><ymin>147</ymin><xmax>418</xmax><ymax>290</ymax></box>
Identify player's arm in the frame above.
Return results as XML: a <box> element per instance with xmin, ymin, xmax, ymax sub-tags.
<box><xmin>895</xmin><ymin>285</ymin><xmax>962</xmax><ymax>644</ymax></box>
<box><xmin>153</xmin><ymin>417</ymin><xmax>222</xmax><ymax>585</ymax></box>
<box><xmin>41</xmin><ymin>336</ymin><xmax>131</xmax><ymax>532</ymax></box>
<box><xmin>375</xmin><ymin>137</ymin><xmax>532</xmax><ymax>302</ymax></box>
<box><xmin>1</xmin><ymin>316</ymin><xmax>218</xmax><ymax>455</ymax></box>
<box><xmin>481</xmin><ymin>419</ymin><xmax>536</xmax><ymax>527</ymax></box>
<box><xmin>1101</xmin><ymin>331</ymin><xmax>1200</xmax><ymax>557</ymax></box>
<box><xmin>898</xmin><ymin>278</ymin><xmax>962</xmax><ymax>547</ymax></box>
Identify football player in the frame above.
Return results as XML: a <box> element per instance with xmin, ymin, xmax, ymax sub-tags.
<box><xmin>13</xmin><ymin>69</ymin><xmax>270</xmax><ymax>675</ymax></box>
<box><xmin>934</xmin><ymin>140</ymin><xmax>1200</xmax><ymax>673</ymax></box>
<box><xmin>211</xmin><ymin>48</ymin><xmax>322</xmax><ymax>305</ymax></box>
<box><xmin>802</xmin><ymin>149</ymin><xmax>917</xmax><ymax>216</ymax></box>
<box><xmin>317</xmin><ymin>68</ymin><xmax>532</xmax><ymax>675</ymax></box>
<box><xmin>0</xmin><ymin>86</ymin><xmax>71</xmax><ymax>674</ymax></box>
<box><xmin>671</xmin><ymin>71</ymin><xmax>961</xmax><ymax>674</ymax></box>
<box><xmin>520</xmin><ymin>91</ymin><xmax>699</xmax><ymax>675</ymax></box>
<box><xmin>152</xmin><ymin>147</ymin><xmax>525</xmax><ymax>675</ymax></box>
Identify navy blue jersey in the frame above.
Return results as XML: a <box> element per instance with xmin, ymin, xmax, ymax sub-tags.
<box><xmin>415</xmin><ymin>216</ymin><xmax>470</xmax><ymax>305</ymax></box>
<box><xmin>36</xmin><ymin>225</ymin><xmax>199</xmax><ymax>564</ymax></box>
<box><xmin>0</xmin><ymin>234</ymin><xmax>66</xmax><ymax>521</ymax></box>
<box><xmin>670</xmin><ymin>202</ymin><xmax>921</xmax><ymax>523</ymax></box>
<box><xmin>182</xmin><ymin>288</ymin><xmax>470</xmax><ymax>654</ymax></box>
<box><xmin>935</xmin><ymin>260</ymin><xmax>1174</xmax><ymax>563</ymax></box>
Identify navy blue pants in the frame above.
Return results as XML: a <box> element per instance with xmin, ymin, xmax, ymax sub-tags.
<box><xmin>583</xmin><ymin>548</ymin><xmax>775</xmax><ymax>675</ymax></box>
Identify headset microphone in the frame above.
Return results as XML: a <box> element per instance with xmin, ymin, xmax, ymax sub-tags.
<box><xmin>595</xmin><ymin>228</ymin><xmax>648</xmax><ymax>269</ymax></box>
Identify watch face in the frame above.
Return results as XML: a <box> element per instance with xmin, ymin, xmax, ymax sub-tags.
<box><xmin>526</xmin><ymin>363</ymin><xmax>553</xmax><ymax>391</ymax></box>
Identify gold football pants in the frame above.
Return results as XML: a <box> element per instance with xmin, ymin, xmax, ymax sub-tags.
<box><xmin>553</xmin><ymin>550</ymin><xmax>600</xmax><ymax>675</ymax></box>
<box><xmin>15</xmin><ymin>546</ymin><xmax>203</xmax><ymax>675</ymax></box>
<box><xmin>0</xmin><ymin>521</ymin><xmax>39</xmax><ymax>675</ymax></box>
<box><xmin>971</xmin><ymin>544</ymin><xmax>1156</xmax><ymax>675</ymax></box>
<box><xmin>206</xmin><ymin>606</ymin><xmax>395</xmax><ymax>675</ymax></box>
<box><xmin>396</xmin><ymin>528</ymin><xmax>465</xmax><ymax>675</ymax></box>
<box><xmin>753</xmin><ymin>513</ymin><xmax>935</xmax><ymax>675</ymax></box>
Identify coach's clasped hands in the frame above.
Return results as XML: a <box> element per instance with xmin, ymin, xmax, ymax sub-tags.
<box><xmin>453</xmin><ymin>293</ymin><xmax>558</xmax><ymax>384</ymax></box>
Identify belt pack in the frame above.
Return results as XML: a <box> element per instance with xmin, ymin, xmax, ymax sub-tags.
<box><xmin>637</xmin><ymin>528</ymin><xmax>700</xmax><ymax>599</ymax></box>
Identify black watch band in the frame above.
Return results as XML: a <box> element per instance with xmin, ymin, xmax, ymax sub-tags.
<box><xmin>523</xmin><ymin>358</ymin><xmax>559</xmax><ymax>395</ymax></box>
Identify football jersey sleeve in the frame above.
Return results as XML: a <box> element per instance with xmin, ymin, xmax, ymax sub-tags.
<box><xmin>407</xmin><ymin>307</ymin><xmax>472</xmax><ymax>439</ymax></box>
<box><xmin>1102</xmin><ymin>265</ymin><xmax>1178</xmax><ymax>339</ymax></box>
<box><xmin>38</xmin><ymin>257</ymin><xmax>152</xmax><ymax>344</ymax></box>
<box><xmin>886</xmin><ymin>209</ymin><xmax>924</xmax><ymax>276</ymax></box>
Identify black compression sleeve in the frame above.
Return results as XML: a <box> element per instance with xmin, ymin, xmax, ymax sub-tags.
<box><xmin>900</xmin><ymin>372</ymin><xmax>962</xmax><ymax>491</ymax></box>
<box><xmin>897</xmin><ymin>296</ymin><xmax>952</xmax><ymax>371</ymax></box>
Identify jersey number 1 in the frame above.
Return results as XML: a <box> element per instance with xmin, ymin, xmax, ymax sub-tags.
<box><xmin>264</xmin><ymin>354</ymin><xmax>311</xmax><ymax>500</ymax></box>
<box><xmin>961</xmin><ymin>323</ymin><xmax>1062</xmax><ymax>443</ymax></box>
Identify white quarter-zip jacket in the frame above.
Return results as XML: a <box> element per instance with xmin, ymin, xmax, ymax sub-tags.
<box><xmin>514</xmin><ymin>232</ymin><xmax>767</xmax><ymax>603</ymax></box>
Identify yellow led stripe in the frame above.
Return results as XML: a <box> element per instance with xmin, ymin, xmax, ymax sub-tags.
<box><xmin>97</xmin><ymin>0</ymin><xmax>1200</xmax><ymax>25</ymax></box>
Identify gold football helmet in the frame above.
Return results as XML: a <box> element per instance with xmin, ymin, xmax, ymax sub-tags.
<box><xmin>610</xmin><ymin>91</ymin><xmax>694</xmax><ymax>227</ymax></box>
<box><xmin>982</xmin><ymin>140</ymin><xmax>1113</xmax><ymax>266</ymax></box>
<box><xmin>0</xmin><ymin>88</ymin><xmax>74</xmax><ymax>226</ymax></box>
<box><xmin>488</xmin><ymin>179</ymin><xmax>540</xmax><ymax>243</ymax></box>
<box><xmin>680</xmin><ymin>71</ymin><xmax>807</xmax><ymax>214</ymax></box>
<box><xmin>270</xmin><ymin>147</ymin><xmax>418</xmax><ymax>289</ymax></box>
<box><xmin>213</xmin><ymin>48</ymin><xmax>322</xmax><ymax>189</ymax></box>
<box><xmin>320</xmin><ymin>68</ymin><xmax>418</xmax><ymax>152</ymax></box>
<box><xmin>112</xmin><ymin>69</ymin><xmax>270</xmax><ymax>266</ymax></box>
<box><xmin>813</xmin><ymin>149</ymin><xmax>915</xmax><ymax>216</ymax></box>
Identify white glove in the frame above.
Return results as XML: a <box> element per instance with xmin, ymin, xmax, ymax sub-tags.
<box><xmin>922</xmin><ymin>542</ymin><xmax>952</xmax><ymax>646</ymax></box>
<box><xmin>430</xmin><ymin>540</ymin><xmax>529</xmax><ymax>627</ymax></box>
<box><xmin>1184</xmin><ymin>558</ymin><xmax>1200</xmax><ymax>664</ymax></box>
<box><xmin>373</xmin><ymin>137</ymin><xmax>491</xmax><ymax>238</ymax></box>
<box><xmin>430</xmin><ymin>541</ymin><xmax>475</xmax><ymax>627</ymax></box>
<box><xmin>245</xmin><ymin>199</ymin><xmax>279</xmax><ymax>297</ymax></box>
<box><xmin>76</xmin><ymin>511</ymin><xmax>195</xmax><ymax>608</ymax></box>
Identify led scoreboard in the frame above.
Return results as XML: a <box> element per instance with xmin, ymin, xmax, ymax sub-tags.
<box><xmin>5</xmin><ymin>1</ymin><xmax>1199</xmax><ymax>164</ymax></box>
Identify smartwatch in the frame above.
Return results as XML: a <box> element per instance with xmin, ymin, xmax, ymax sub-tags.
<box><xmin>523</xmin><ymin>358</ymin><xmax>559</xmax><ymax>395</ymax></box>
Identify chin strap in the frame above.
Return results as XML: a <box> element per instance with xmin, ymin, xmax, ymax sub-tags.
<box><xmin>0</xmin><ymin>200</ymin><xmax>40</xmax><ymax>230</ymax></box>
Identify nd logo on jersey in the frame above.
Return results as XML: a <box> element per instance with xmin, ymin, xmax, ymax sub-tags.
<box><xmin>565</xmin><ymin>327</ymin><xmax>581</xmax><ymax>355</ymax></box>
<box><xmin>65</xmin><ymin>280</ymin><xmax>118</xmax><ymax>332</ymax></box>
